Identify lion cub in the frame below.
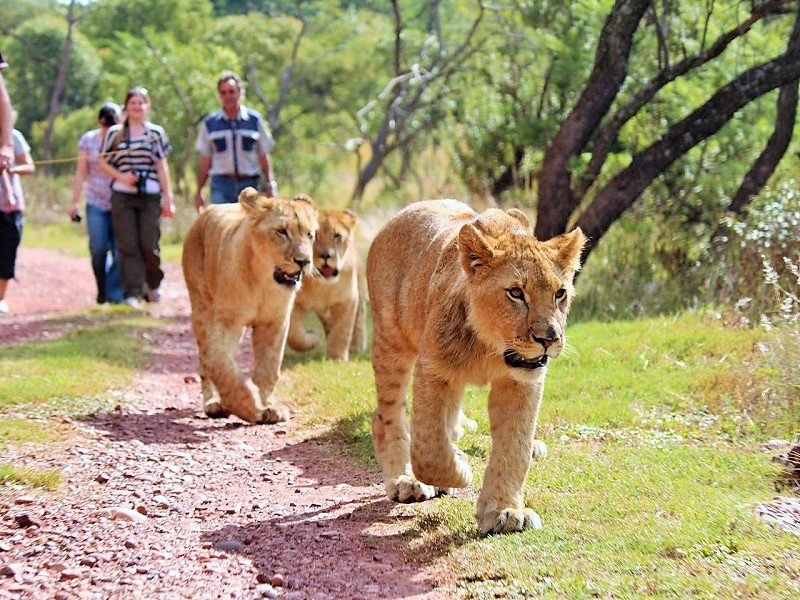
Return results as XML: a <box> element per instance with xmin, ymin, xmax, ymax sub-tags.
<box><xmin>287</xmin><ymin>209</ymin><xmax>366</xmax><ymax>361</ymax></box>
<box><xmin>182</xmin><ymin>188</ymin><xmax>318</xmax><ymax>424</ymax></box>
<box><xmin>367</xmin><ymin>200</ymin><xmax>585</xmax><ymax>535</ymax></box>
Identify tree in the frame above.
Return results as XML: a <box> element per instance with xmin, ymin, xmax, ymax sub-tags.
<box><xmin>3</xmin><ymin>14</ymin><xmax>102</xmax><ymax>142</ymax></box>
<box><xmin>347</xmin><ymin>0</ymin><xmax>486</xmax><ymax>206</ymax></box>
<box><xmin>532</xmin><ymin>0</ymin><xmax>800</xmax><ymax>261</ymax></box>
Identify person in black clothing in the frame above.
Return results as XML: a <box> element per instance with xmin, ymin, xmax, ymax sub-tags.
<box><xmin>99</xmin><ymin>87</ymin><xmax>175</xmax><ymax>308</ymax></box>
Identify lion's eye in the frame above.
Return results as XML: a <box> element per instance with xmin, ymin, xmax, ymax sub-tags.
<box><xmin>333</xmin><ymin>233</ymin><xmax>342</xmax><ymax>240</ymax></box>
<box><xmin>276</xmin><ymin>228</ymin><xmax>289</xmax><ymax>238</ymax></box>
<box><xmin>555</xmin><ymin>288</ymin><xmax>567</xmax><ymax>302</ymax></box>
<box><xmin>506</xmin><ymin>287</ymin><xmax>525</xmax><ymax>302</ymax></box>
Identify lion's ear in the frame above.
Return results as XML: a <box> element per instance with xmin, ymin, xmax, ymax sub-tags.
<box><xmin>547</xmin><ymin>227</ymin><xmax>587</xmax><ymax>276</ymax></box>
<box><xmin>339</xmin><ymin>209</ymin><xmax>358</xmax><ymax>231</ymax></box>
<box><xmin>239</xmin><ymin>187</ymin><xmax>265</xmax><ymax>213</ymax></box>
<box><xmin>458</xmin><ymin>223</ymin><xmax>496</xmax><ymax>275</ymax></box>
<box><xmin>506</xmin><ymin>208</ymin><xmax>532</xmax><ymax>231</ymax></box>
<box><xmin>292</xmin><ymin>193</ymin><xmax>316</xmax><ymax>208</ymax></box>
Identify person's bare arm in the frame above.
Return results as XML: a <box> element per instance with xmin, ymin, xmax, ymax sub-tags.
<box><xmin>156</xmin><ymin>158</ymin><xmax>175</xmax><ymax>217</ymax></box>
<box><xmin>0</xmin><ymin>73</ymin><xmax>14</xmax><ymax>168</ymax></box>
<box><xmin>68</xmin><ymin>150</ymin><xmax>89</xmax><ymax>219</ymax></box>
<box><xmin>194</xmin><ymin>154</ymin><xmax>212</xmax><ymax>212</ymax></box>
<box><xmin>259</xmin><ymin>152</ymin><xmax>276</xmax><ymax>198</ymax></box>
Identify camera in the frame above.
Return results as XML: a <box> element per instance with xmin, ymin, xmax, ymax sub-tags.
<box><xmin>71</xmin><ymin>213</ymin><xmax>82</xmax><ymax>223</ymax></box>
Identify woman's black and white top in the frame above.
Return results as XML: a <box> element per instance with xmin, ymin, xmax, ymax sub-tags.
<box><xmin>101</xmin><ymin>121</ymin><xmax>172</xmax><ymax>195</ymax></box>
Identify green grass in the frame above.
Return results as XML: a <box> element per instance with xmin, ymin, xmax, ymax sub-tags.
<box><xmin>0</xmin><ymin>315</ymin><xmax>155</xmax><ymax>412</ymax></box>
<box><xmin>281</xmin><ymin>311</ymin><xmax>799</xmax><ymax>598</ymax></box>
<box><xmin>23</xmin><ymin>222</ymin><xmax>185</xmax><ymax>262</ymax></box>
<box><xmin>0</xmin><ymin>464</ymin><xmax>62</xmax><ymax>489</ymax></box>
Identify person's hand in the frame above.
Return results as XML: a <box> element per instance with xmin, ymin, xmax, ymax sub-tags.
<box><xmin>0</xmin><ymin>147</ymin><xmax>12</xmax><ymax>173</ymax></box>
<box><xmin>161</xmin><ymin>194</ymin><xmax>175</xmax><ymax>218</ymax></box>
<box><xmin>117</xmin><ymin>172</ymin><xmax>138</xmax><ymax>187</ymax></box>
<box><xmin>67</xmin><ymin>203</ymin><xmax>79</xmax><ymax>220</ymax></box>
<box><xmin>194</xmin><ymin>191</ymin><xmax>205</xmax><ymax>214</ymax></box>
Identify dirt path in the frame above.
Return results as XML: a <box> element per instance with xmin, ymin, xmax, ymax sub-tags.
<box><xmin>0</xmin><ymin>248</ymin><xmax>454</xmax><ymax>599</ymax></box>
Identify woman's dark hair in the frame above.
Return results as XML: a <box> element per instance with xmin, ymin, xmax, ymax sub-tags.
<box><xmin>97</xmin><ymin>102</ymin><xmax>121</xmax><ymax>128</ymax></box>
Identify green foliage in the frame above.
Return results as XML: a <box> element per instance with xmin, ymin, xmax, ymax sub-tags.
<box><xmin>3</xmin><ymin>15</ymin><xmax>103</xmax><ymax>138</ymax></box>
<box><xmin>30</xmin><ymin>106</ymin><xmax>98</xmax><ymax>176</ymax></box>
<box><xmin>80</xmin><ymin>0</ymin><xmax>214</xmax><ymax>46</ymax></box>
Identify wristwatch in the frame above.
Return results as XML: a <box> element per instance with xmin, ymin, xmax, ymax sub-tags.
<box><xmin>268</xmin><ymin>180</ymin><xmax>278</xmax><ymax>193</ymax></box>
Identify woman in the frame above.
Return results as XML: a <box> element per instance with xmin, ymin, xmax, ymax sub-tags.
<box><xmin>69</xmin><ymin>102</ymin><xmax>124</xmax><ymax>304</ymax></box>
<box><xmin>0</xmin><ymin>114</ymin><xmax>34</xmax><ymax>314</ymax></box>
<box><xmin>99</xmin><ymin>87</ymin><xmax>175</xmax><ymax>308</ymax></box>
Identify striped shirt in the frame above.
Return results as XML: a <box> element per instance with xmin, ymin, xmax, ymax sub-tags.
<box><xmin>195</xmin><ymin>106</ymin><xmax>275</xmax><ymax>177</ymax></box>
<box><xmin>101</xmin><ymin>122</ymin><xmax>172</xmax><ymax>195</ymax></box>
<box><xmin>78</xmin><ymin>128</ymin><xmax>114</xmax><ymax>210</ymax></box>
<box><xmin>0</xmin><ymin>130</ymin><xmax>30</xmax><ymax>213</ymax></box>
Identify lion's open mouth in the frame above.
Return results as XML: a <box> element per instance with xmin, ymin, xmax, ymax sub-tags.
<box><xmin>503</xmin><ymin>349</ymin><xmax>549</xmax><ymax>370</ymax></box>
<box><xmin>318</xmin><ymin>264</ymin><xmax>339</xmax><ymax>279</ymax></box>
<box><xmin>274</xmin><ymin>267</ymin><xmax>302</xmax><ymax>287</ymax></box>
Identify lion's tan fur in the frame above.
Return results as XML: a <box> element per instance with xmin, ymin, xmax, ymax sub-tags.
<box><xmin>182</xmin><ymin>188</ymin><xmax>318</xmax><ymax>424</ymax></box>
<box><xmin>287</xmin><ymin>209</ymin><xmax>367</xmax><ymax>360</ymax></box>
<box><xmin>367</xmin><ymin>199</ymin><xmax>585</xmax><ymax>534</ymax></box>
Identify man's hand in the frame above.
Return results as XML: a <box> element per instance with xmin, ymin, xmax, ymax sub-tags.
<box><xmin>194</xmin><ymin>192</ymin><xmax>205</xmax><ymax>213</ymax></box>
<box><xmin>0</xmin><ymin>148</ymin><xmax>12</xmax><ymax>174</ymax></box>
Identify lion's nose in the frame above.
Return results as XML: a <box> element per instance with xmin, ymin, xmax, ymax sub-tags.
<box><xmin>320</xmin><ymin>252</ymin><xmax>332</xmax><ymax>260</ymax></box>
<box><xmin>531</xmin><ymin>327</ymin><xmax>559</xmax><ymax>348</ymax></box>
<box><xmin>294</xmin><ymin>258</ymin><xmax>310</xmax><ymax>270</ymax></box>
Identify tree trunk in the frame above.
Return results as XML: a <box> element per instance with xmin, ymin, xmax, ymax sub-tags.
<box><xmin>709</xmin><ymin>5</ymin><xmax>800</xmax><ymax>244</ymax></box>
<box><xmin>576</xmin><ymin>51</ymin><xmax>800</xmax><ymax>260</ymax></box>
<box><xmin>535</xmin><ymin>0</ymin><xmax>652</xmax><ymax>241</ymax></box>
<box><xmin>41</xmin><ymin>1</ymin><xmax>79</xmax><ymax>173</ymax></box>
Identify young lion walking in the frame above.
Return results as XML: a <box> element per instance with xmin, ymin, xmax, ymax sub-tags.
<box><xmin>367</xmin><ymin>200</ymin><xmax>585</xmax><ymax>535</ymax></box>
<box><xmin>182</xmin><ymin>187</ymin><xmax>318</xmax><ymax>424</ymax></box>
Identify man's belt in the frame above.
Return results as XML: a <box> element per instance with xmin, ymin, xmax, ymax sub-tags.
<box><xmin>215</xmin><ymin>173</ymin><xmax>260</xmax><ymax>180</ymax></box>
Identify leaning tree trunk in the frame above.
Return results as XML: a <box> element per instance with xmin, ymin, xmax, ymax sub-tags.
<box><xmin>709</xmin><ymin>6</ymin><xmax>800</xmax><ymax>245</ymax></box>
<box><xmin>535</xmin><ymin>0</ymin><xmax>652</xmax><ymax>241</ymax></box>
<box><xmin>576</xmin><ymin>50</ymin><xmax>800</xmax><ymax>262</ymax></box>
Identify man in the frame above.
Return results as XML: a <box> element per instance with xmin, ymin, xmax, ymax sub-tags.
<box><xmin>194</xmin><ymin>72</ymin><xmax>277</xmax><ymax>212</ymax></box>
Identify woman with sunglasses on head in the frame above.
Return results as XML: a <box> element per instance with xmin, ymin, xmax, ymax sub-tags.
<box><xmin>69</xmin><ymin>102</ymin><xmax>124</xmax><ymax>305</ymax></box>
<box><xmin>99</xmin><ymin>87</ymin><xmax>175</xmax><ymax>308</ymax></box>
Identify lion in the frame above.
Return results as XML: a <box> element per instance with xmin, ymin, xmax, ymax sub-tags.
<box><xmin>287</xmin><ymin>209</ymin><xmax>367</xmax><ymax>361</ymax></box>
<box><xmin>182</xmin><ymin>187</ymin><xmax>318</xmax><ymax>424</ymax></box>
<box><xmin>367</xmin><ymin>199</ymin><xmax>586</xmax><ymax>535</ymax></box>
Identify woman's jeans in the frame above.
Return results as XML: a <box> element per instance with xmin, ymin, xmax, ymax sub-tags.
<box><xmin>86</xmin><ymin>203</ymin><xmax>123</xmax><ymax>303</ymax></box>
<box><xmin>110</xmin><ymin>191</ymin><xmax>163</xmax><ymax>300</ymax></box>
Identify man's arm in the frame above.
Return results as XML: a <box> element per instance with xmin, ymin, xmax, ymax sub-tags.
<box><xmin>194</xmin><ymin>154</ymin><xmax>212</xmax><ymax>212</ymax></box>
<box><xmin>258</xmin><ymin>152</ymin><xmax>276</xmax><ymax>198</ymax></box>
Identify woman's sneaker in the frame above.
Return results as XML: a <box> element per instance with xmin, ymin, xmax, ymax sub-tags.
<box><xmin>145</xmin><ymin>287</ymin><xmax>161</xmax><ymax>303</ymax></box>
<box><xmin>123</xmin><ymin>297</ymin><xmax>142</xmax><ymax>309</ymax></box>
<box><xmin>0</xmin><ymin>299</ymin><xmax>8</xmax><ymax>314</ymax></box>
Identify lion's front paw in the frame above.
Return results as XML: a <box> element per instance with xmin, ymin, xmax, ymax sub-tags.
<box><xmin>204</xmin><ymin>402</ymin><xmax>231</xmax><ymax>419</ymax></box>
<box><xmin>478</xmin><ymin>507</ymin><xmax>542</xmax><ymax>535</ymax></box>
<box><xmin>258</xmin><ymin>404</ymin><xmax>290</xmax><ymax>424</ymax></box>
<box><xmin>532</xmin><ymin>440</ymin><xmax>548</xmax><ymax>460</ymax></box>
<box><xmin>386</xmin><ymin>475</ymin><xmax>440</xmax><ymax>503</ymax></box>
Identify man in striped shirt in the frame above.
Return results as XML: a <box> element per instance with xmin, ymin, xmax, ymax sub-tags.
<box><xmin>193</xmin><ymin>72</ymin><xmax>277</xmax><ymax>212</ymax></box>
